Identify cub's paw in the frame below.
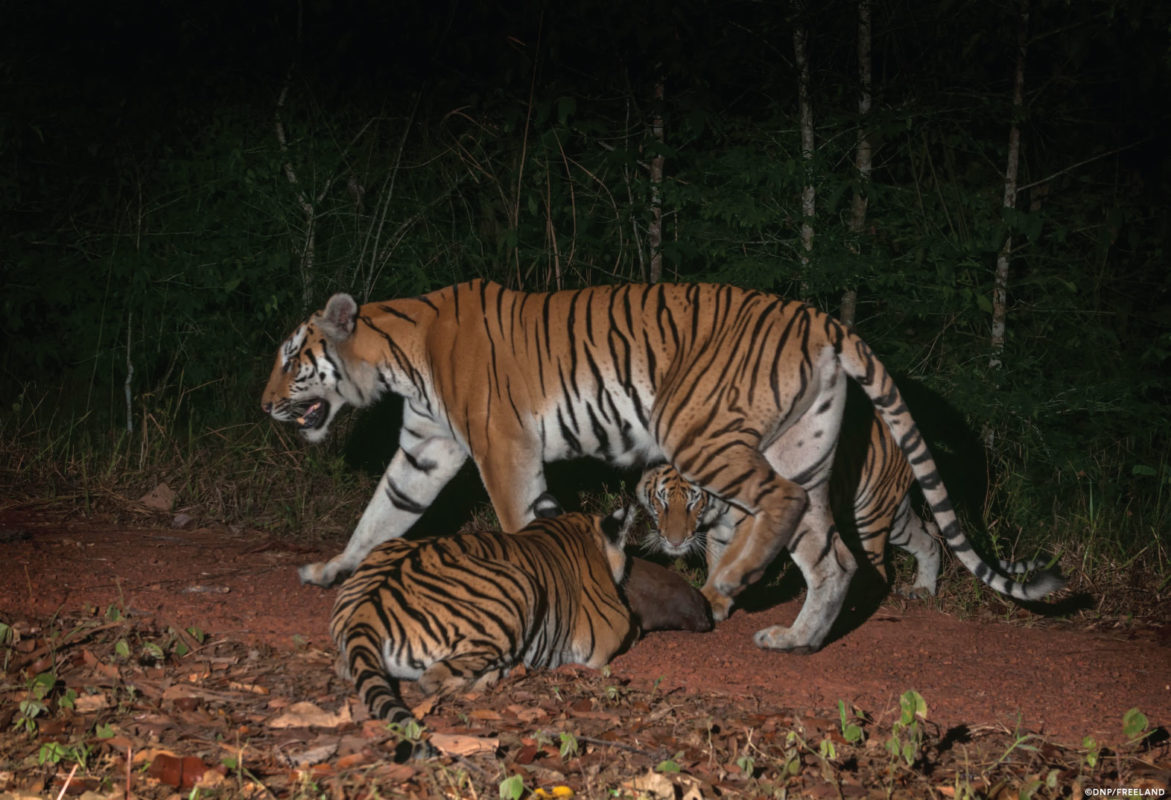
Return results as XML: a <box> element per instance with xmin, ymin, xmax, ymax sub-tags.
<box><xmin>752</xmin><ymin>624</ymin><xmax>820</xmax><ymax>654</ymax></box>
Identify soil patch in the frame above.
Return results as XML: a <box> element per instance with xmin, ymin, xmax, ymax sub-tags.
<box><xmin>1</xmin><ymin>509</ymin><xmax>1168</xmax><ymax>797</ymax></box>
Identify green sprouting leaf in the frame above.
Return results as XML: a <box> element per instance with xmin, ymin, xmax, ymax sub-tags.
<box><xmin>31</xmin><ymin>671</ymin><xmax>56</xmax><ymax>697</ymax></box>
<box><xmin>95</xmin><ymin>722</ymin><xmax>116</xmax><ymax>739</ymax></box>
<box><xmin>655</xmin><ymin>757</ymin><xmax>681</xmax><ymax>774</ymax></box>
<box><xmin>558</xmin><ymin>731</ymin><xmax>578</xmax><ymax>760</ymax></box>
<box><xmin>115</xmin><ymin>640</ymin><xmax>131</xmax><ymax>659</ymax></box>
<box><xmin>784</xmin><ymin>752</ymin><xmax>801</xmax><ymax>776</ymax></box>
<box><xmin>59</xmin><ymin>688</ymin><xmax>78</xmax><ymax>710</ymax></box>
<box><xmin>900</xmin><ymin>690</ymin><xmax>927</xmax><ymax>723</ymax></box>
<box><xmin>818</xmin><ymin>737</ymin><xmax>837</xmax><ymax>759</ymax></box>
<box><xmin>1082</xmin><ymin>736</ymin><xmax>1099</xmax><ymax>767</ymax></box>
<box><xmin>498</xmin><ymin>774</ymin><xmax>525</xmax><ymax>800</ymax></box>
<box><xmin>1131</xmin><ymin>464</ymin><xmax>1157</xmax><ymax>477</ymax></box>
<box><xmin>38</xmin><ymin>741</ymin><xmax>68</xmax><ymax>765</ymax></box>
<box><xmin>1122</xmin><ymin>707</ymin><xmax>1149</xmax><ymax>741</ymax></box>
<box><xmin>838</xmin><ymin>700</ymin><xmax>864</xmax><ymax>743</ymax></box>
<box><xmin>901</xmin><ymin>740</ymin><xmax>916</xmax><ymax>766</ymax></box>
<box><xmin>142</xmin><ymin>642</ymin><xmax>165</xmax><ymax>660</ymax></box>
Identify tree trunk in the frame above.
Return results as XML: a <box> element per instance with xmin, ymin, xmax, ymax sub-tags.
<box><xmin>841</xmin><ymin>0</ymin><xmax>873</xmax><ymax>328</ymax></box>
<box><xmin>792</xmin><ymin>1</ymin><xmax>815</xmax><ymax>293</ymax></box>
<box><xmin>275</xmin><ymin>81</ymin><xmax>318</xmax><ymax>312</ymax></box>
<box><xmin>990</xmin><ymin>0</ymin><xmax>1029</xmax><ymax>371</ymax></box>
<box><xmin>648</xmin><ymin>78</ymin><xmax>665</xmax><ymax>283</ymax></box>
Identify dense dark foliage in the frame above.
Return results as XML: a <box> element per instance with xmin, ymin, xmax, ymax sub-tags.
<box><xmin>3</xmin><ymin>0</ymin><xmax>1168</xmax><ymax>548</ymax></box>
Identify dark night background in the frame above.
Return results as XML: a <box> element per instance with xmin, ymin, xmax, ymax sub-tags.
<box><xmin>2</xmin><ymin>0</ymin><xmax>1168</xmax><ymax>551</ymax></box>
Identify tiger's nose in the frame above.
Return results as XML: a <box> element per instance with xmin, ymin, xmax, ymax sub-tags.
<box><xmin>262</xmin><ymin>401</ymin><xmax>272</xmax><ymax>414</ymax></box>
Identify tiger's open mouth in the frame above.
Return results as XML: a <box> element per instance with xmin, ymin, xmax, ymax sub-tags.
<box><xmin>295</xmin><ymin>400</ymin><xmax>330</xmax><ymax>432</ymax></box>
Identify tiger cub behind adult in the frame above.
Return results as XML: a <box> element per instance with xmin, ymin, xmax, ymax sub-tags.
<box><xmin>329</xmin><ymin>501</ymin><xmax>637</xmax><ymax>740</ymax></box>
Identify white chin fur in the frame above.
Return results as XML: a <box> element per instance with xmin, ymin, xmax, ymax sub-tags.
<box><xmin>300</xmin><ymin>425</ymin><xmax>330</xmax><ymax>443</ymax></box>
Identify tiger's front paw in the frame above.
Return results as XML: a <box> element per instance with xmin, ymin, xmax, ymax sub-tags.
<box><xmin>298</xmin><ymin>560</ymin><xmax>350</xmax><ymax>587</ymax></box>
<box><xmin>701</xmin><ymin>585</ymin><xmax>734</xmax><ymax>622</ymax></box>
<box><xmin>752</xmin><ymin>624</ymin><xmax>819</xmax><ymax>654</ymax></box>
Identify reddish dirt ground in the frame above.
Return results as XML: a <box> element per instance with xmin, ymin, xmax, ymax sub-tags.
<box><xmin>2</xmin><ymin>511</ymin><xmax>1168</xmax><ymax>749</ymax></box>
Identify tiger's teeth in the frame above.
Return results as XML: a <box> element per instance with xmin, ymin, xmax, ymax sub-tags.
<box><xmin>297</xmin><ymin>401</ymin><xmax>322</xmax><ymax>426</ymax></box>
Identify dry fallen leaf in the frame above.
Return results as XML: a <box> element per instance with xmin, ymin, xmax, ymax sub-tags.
<box><xmin>620</xmin><ymin>770</ymin><xmax>706</xmax><ymax>800</ymax></box>
<box><xmin>621</xmin><ymin>771</ymin><xmax>676</xmax><ymax>800</ymax></box>
<box><xmin>74</xmin><ymin>693</ymin><xmax>109</xmax><ymax>713</ymax></box>
<box><xmin>268</xmin><ymin>701</ymin><xmax>351</xmax><ymax>729</ymax></box>
<box><xmin>286</xmin><ymin>742</ymin><xmax>338</xmax><ymax>767</ymax></box>
<box><xmin>146</xmin><ymin>753</ymin><xmax>223</xmax><ymax>789</ymax></box>
<box><xmin>430</xmin><ymin>733</ymin><xmax>499</xmax><ymax>757</ymax></box>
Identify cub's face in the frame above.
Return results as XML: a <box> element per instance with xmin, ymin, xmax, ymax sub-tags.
<box><xmin>636</xmin><ymin>464</ymin><xmax>711</xmax><ymax>557</ymax></box>
<box><xmin>261</xmin><ymin>294</ymin><xmax>361</xmax><ymax>443</ymax></box>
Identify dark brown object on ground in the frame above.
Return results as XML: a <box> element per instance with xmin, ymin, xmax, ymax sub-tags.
<box><xmin>624</xmin><ymin>556</ymin><xmax>713</xmax><ymax>632</ymax></box>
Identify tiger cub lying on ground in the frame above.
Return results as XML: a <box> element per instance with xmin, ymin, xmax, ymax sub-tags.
<box><xmin>329</xmin><ymin>496</ymin><xmax>709</xmax><ymax>757</ymax></box>
<box><xmin>638</xmin><ymin>409</ymin><xmax>943</xmax><ymax>598</ymax></box>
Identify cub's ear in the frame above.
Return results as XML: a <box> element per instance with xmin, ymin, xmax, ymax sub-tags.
<box><xmin>319</xmin><ymin>294</ymin><xmax>359</xmax><ymax>342</ymax></box>
<box><xmin>600</xmin><ymin>506</ymin><xmax>638</xmax><ymax>548</ymax></box>
<box><xmin>532</xmin><ymin>492</ymin><xmax>564</xmax><ymax>519</ymax></box>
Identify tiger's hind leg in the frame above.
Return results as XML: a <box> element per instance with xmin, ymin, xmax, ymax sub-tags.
<box><xmin>752</xmin><ymin>489</ymin><xmax>857</xmax><ymax>653</ymax></box>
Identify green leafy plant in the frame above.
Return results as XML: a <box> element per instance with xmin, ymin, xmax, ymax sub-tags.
<box><xmin>38</xmin><ymin>740</ymin><xmax>90</xmax><ymax>769</ymax></box>
<box><xmin>655</xmin><ymin>753</ymin><xmax>683</xmax><ymax>773</ymax></box>
<box><xmin>1083</xmin><ymin>735</ymin><xmax>1100</xmax><ymax>768</ymax></box>
<box><xmin>838</xmin><ymin>699</ymin><xmax>864</xmax><ymax>744</ymax></box>
<box><xmin>14</xmin><ymin>671</ymin><xmax>57</xmax><ymax>734</ymax></box>
<box><xmin>1122</xmin><ymin>707</ymin><xmax>1151</xmax><ymax>745</ymax></box>
<box><xmin>498</xmin><ymin>774</ymin><xmax>525</xmax><ymax>800</ymax></box>
<box><xmin>886</xmin><ymin>690</ymin><xmax>928</xmax><ymax>768</ymax></box>
<box><xmin>558</xmin><ymin>731</ymin><xmax>579</xmax><ymax>760</ymax></box>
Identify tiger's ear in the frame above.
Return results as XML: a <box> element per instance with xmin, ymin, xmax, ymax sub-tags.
<box><xmin>600</xmin><ymin>506</ymin><xmax>637</xmax><ymax>549</ymax></box>
<box><xmin>319</xmin><ymin>294</ymin><xmax>359</xmax><ymax>342</ymax></box>
<box><xmin>532</xmin><ymin>492</ymin><xmax>563</xmax><ymax>519</ymax></box>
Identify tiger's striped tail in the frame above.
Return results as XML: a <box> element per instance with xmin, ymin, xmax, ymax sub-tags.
<box><xmin>835</xmin><ymin>325</ymin><xmax>1066</xmax><ymax>602</ymax></box>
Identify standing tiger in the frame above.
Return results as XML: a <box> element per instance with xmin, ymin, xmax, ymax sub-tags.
<box><xmin>636</xmin><ymin>406</ymin><xmax>944</xmax><ymax>598</ymax></box>
<box><xmin>330</xmin><ymin>500</ymin><xmax>637</xmax><ymax>742</ymax></box>
<box><xmin>264</xmin><ymin>280</ymin><xmax>1063</xmax><ymax>653</ymax></box>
